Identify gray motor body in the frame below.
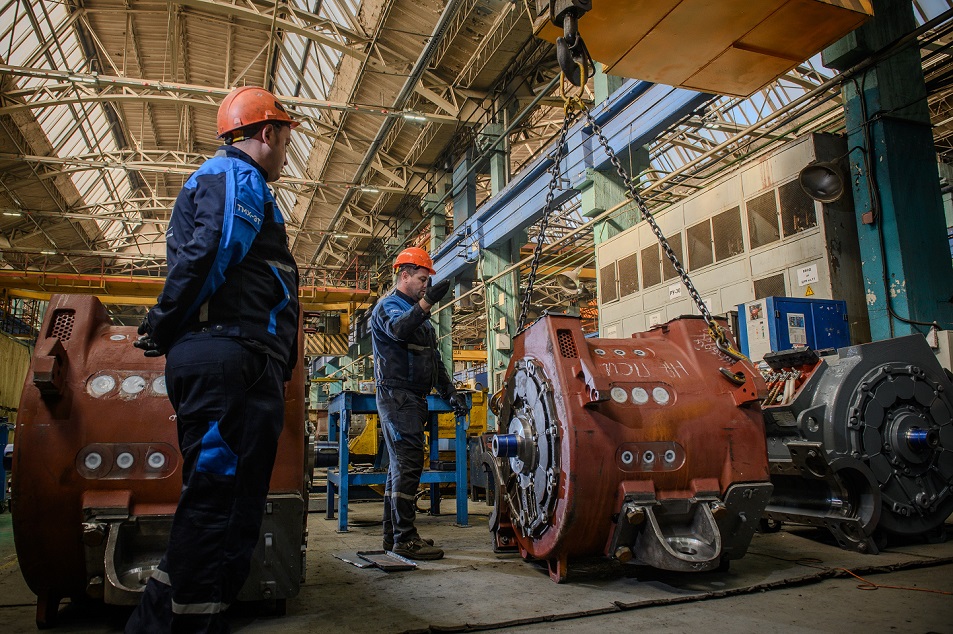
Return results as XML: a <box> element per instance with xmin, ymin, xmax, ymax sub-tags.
<box><xmin>762</xmin><ymin>335</ymin><xmax>953</xmax><ymax>552</ymax></box>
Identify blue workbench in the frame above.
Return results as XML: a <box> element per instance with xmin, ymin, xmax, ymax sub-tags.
<box><xmin>325</xmin><ymin>391</ymin><xmax>470</xmax><ymax>531</ymax></box>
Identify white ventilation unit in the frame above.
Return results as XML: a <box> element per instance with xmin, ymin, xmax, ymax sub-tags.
<box><xmin>596</xmin><ymin>133</ymin><xmax>871</xmax><ymax>343</ymax></box>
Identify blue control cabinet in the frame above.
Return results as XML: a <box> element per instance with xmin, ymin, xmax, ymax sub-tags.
<box><xmin>737</xmin><ymin>296</ymin><xmax>850</xmax><ymax>362</ymax></box>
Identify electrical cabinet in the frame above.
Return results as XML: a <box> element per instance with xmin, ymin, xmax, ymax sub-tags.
<box><xmin>736</xmin><ymin>296</ymin><xmax>850</xmax><ymax>362</ymax></box>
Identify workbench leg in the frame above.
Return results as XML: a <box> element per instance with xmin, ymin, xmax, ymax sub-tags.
<box><xmin>326</xmin><ymin>478</ymin><xmax>336</xmax><ymax>520</ymax></box>
<box><xmin>427</xmin><ymin>413</ymin><xmax>440</xmax><ymax>515</ymax></box>
<box><xmin>326</xmin><ymin>411</ymin><xmax>339</xmax><ymax>520</ymax></box>
<box><xmin>455</xmin><ymin>413</ymin><xmax>468</xmax><ymax>526</ymax></box>
<box><xmin>338</xmin><ymin>410</ymin><xmax>351</xmax><ymax>532</ymax></box>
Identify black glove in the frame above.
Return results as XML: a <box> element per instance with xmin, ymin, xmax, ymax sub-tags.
<box><xmin>449</xmin><ymin>392</ymin><xmax>469</xmax><ymax>417</ymax></box>
<box><xmin>133</xmin><ymin>317</ymin><xmax>164</xmax><ymax>358</ymax></box>
<box><xmin>424</xmin><ymin>278</ymin><xmax>451</xmax><ymax>306</ymax></box>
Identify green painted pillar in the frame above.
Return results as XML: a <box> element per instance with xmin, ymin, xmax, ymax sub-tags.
<box><xmin>452</xmin><ymin>148</ymin><xmax>476</xmax><ymax>229</ymax></box>
<box><xmin>483</xmin><ymin>123</ymin><xmax>508</xmax><ymax>192</ymax></box>
<box><xmin>594</xmin><ymin>62</ymin><xmax>624</xmax><ymax>104</ymax></box>
<box><xmin>824</xmin><ymin>0</ymin><xmax>953</xmax><ymax>338</ymax></box>
<box><xmin>577</xmin><ymin>145</ymin><xmax>649</xmax><ymax>246</ymax></box>
<box><xmin>480</xmin><ymin>119</ymin><xmax>516</xmax><ymax>430</ymax></box>
<box><xmin>426</xmin><ymin>189</ymin><xmax>453</xmax><ymax>378</ymax></box>
<box><xmin>482</xmin><ymin>236</ymin><xmax>520</xmax><ymax>431</ymax></box>
<box><xmin>579</xmin><ymin>64</ymin><xmax>646</xmax><ymax>245</ymax></box>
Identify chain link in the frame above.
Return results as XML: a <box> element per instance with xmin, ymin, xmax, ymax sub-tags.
<box><xmin>580</xmin><ymin>108</ymin><xmax>715</xmax><ymax>329</ymax></box>
<box><xmin>517</xmin><ymin>105</ymin><xmax>578</xmax><ymax>333</ymax></box>
<box><xmin>515</xmin><ymin>96</ymin><xmax>746</xmax><ymax>367</ymax></box>
<box><xmin>580</xmin><ymin>108</ymin><xmax>747</xmax><ymax>364</ymax></box>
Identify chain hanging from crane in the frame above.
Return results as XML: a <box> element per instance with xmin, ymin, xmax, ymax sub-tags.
<box><xmin>516</xmin><ymin>102</ymin><xmax>578</xmax><ymax>333</ymax></box>
<box><xmin>516</xmin><ymin>76</ymin><xmax>748</xmax><ymax>376</ymax></box>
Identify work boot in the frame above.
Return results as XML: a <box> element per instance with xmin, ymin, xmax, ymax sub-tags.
<box><xmin>393</xmin><ymin>537</ymin><xmax>444</xmax><ymax>560</ymax></box>
<box><xmin>383</xmin><ymin>536</ymin><xmax>433</xmax><ymax>551</ymax></box>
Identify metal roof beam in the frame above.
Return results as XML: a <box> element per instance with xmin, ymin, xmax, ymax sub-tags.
<box><xmin>0</xmin><ymin>65</ymin><xmax>463</xmax><ymax>126</ymax></box>
<box><xmin>163</xmin><ymin>0</ymin><xmax>369</xmax><ymax>57</ymax></box>
<box><xmin>0</xmin><ymin>150</ymin><xmax>407</xmax><ymax>192</ymax></box>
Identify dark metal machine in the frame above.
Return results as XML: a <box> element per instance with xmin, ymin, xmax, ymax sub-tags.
<box><xmin>760</xmin><ymin>336</ymin><xmax>953</xmax><ymax>552</ymax></box>
<box><xmin>489</xmin><ymin>314</ymin><xmax>773</xmax><ymax>582</ymax></box>
<box><xmin>12</xmin><ymin>294</ymin><xmax>310</xmax><ymax>628</ymax></box>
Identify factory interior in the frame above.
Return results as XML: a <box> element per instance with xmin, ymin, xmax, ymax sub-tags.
<box><xmin>1</xmin><ymin>0</ymin><xmax>953</xmax><ymax>631</ymax></box>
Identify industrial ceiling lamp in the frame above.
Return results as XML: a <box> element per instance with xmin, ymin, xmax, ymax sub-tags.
<box><xmin>798</xmin><ymin>161</ymin><xmax>845</xmax><ymax>204</ymax></box>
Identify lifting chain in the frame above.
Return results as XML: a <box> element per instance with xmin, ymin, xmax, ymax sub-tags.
<box><xmin>516</xmin><ymin>101</ymin><xmax>578</xmax><ymax>333</ymax></box>
<box><xmin>516</xmin><ymin>88</ymin><xmax>748</xmax><ymax>372</ymax></box>
<box><xmin>580</xmin><ymin>106</ymin><xmax>748</xmax><ymax>366</ymax></box>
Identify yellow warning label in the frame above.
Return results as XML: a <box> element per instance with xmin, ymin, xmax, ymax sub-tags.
<box><xmin>805</xmin><ymin>285</ymin><xmax>814</xmax><ymax>296</ymax></box>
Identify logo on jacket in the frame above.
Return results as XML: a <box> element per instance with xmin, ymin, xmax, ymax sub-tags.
<box><xmin>236</xmin><ymin>200</ymin><xmax>264</xmax><ymax>228</ymax></box>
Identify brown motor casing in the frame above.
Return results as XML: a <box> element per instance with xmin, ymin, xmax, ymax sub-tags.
<box><xmin>12</xmin><ymin>294</ymin><xmax>306</xmax><ymax>626</ymax></box>
<box><xmin>490</xmin><ymin>314</ymin><xmax>772</xmax><ymax>581</ymax></box>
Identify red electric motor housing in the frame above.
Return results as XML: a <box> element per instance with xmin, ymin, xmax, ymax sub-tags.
<box><xmin>490</xmin><ymin>314</ymin><xmax>772</xmax><ymax>581</ymax></box>
<box><xmin>12</xmin><ymin>295</ymin><xmax>307</xmax><ymax>627</ymax></box>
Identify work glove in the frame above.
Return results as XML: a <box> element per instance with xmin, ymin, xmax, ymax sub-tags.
<box><xmin>449</xmin><ymin>392</ymin><xmax>469</xmax><ymax>417</ymax></box>
<box><xmin>424</xmin><ymin>278</ymin><xmax>451</xmax><ymax>306</ymax></box>
<box><xmin>133</xmin><ymin>317</ymin><xmax>164</xmax><ymax>358</ymax></box>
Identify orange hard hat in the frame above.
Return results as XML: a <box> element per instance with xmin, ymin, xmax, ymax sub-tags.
<box><xmin>217</xmin><ymin>86</ymin><xmax>300</xmax><ymax>138</ymax></box>
<box><xmin>394</xmin><ymin>247</ymin><xmax>435</xmax><ymax>275</ymax></box>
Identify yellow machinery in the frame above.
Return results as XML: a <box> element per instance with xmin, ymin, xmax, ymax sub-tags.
<box><xmin>348</xmin><ymin>413</ymin><xmax>381</xmax><ymax>458</ymax></box>
<box><xmin>348</xmin><ymin>389</ymin><xmax>487</xmax><ymax>462</ymax></box>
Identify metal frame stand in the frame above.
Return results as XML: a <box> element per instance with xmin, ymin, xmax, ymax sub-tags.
<box><xmin>325</xmin><ymin>391</ymin><xmax>469</xmax><ymax>531</ymax></box>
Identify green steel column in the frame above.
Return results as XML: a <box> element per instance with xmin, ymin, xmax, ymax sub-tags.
<box><xmin>594</xmin><ymin>62</ymin><xmax>624</xmax><ymax>105</ymax></box>
<box><xmin>483</xmin><ymin>125</ymin><xmax>516</xmax><ymax>430</ymax></box>
<box><xmin>482</xmin><ymin>237</ymin><xmax>520</xmax><ymax>431</ymax></box>
<box><xmin>579</xmin><ymin>65</ymin><xmax>647</xmax><ymax>245</ymax></box>
<box><xmin>483</xmin><ymin>123</ymin><xmax>508</xmax><ymax>192</ymax></box>
<box><xmin>824</xmin><ymin>0</ymin><xmax>953</xmax><ymax>338</ymax></box>
<box><xmin>452</xmin><ymin>148</ymin><xmax>476</xmax><ymax>229</ymax></box>
<box><xmin>576</xmin><ymin>145</ymin><xmax>649</xmax><ymax>246</ymax></box>
<box><xmin>427</xmin><ymin>191</ymin><xmax>454</xmax><ymax>375</ymax></box>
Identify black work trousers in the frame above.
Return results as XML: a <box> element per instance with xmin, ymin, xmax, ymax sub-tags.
<box><xmin>378</xmin><ymin>386</ymin><xmax>428</xmax><ymax>544</ymax></box>
<box><xmin>126</xmin><ymin>334</ymin><xmax>285</xmax><ymax>634</ymax></box>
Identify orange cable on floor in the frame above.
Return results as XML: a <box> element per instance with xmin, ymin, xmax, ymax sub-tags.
<box><xmin>837</xmin><ymin>567</ymin><xmax>953</xmax><ymax>595</ymax></box>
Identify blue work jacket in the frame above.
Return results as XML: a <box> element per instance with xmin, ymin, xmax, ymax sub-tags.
<box><xmin>370</xmin><ymin>290</ymin><xmax>453</xmax><ymax>397</ymax></box>
<box><xmin>145</xmin><ymin>145</ymin><xmax>299</xmax><ymax>375</ymax></box>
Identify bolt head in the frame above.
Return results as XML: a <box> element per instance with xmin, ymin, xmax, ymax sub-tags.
<box><xmin>625</xmin><ymin>507</ymin><xmax>646</xmax><ymax>525</ymax></box>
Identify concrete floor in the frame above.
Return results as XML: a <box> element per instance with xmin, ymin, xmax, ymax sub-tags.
<box><xmin>0</xmin><ymin>499</ymin><xmax>951</xmax><ymax>633</ymax></box>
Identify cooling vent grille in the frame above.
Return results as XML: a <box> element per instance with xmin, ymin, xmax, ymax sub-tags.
<box><xmin>557</xmin><ymin>329</ymin><xmax>578</xmax><ymax>358</ymax></box>
<box><xmin>48</xmin><ymin>309</ymin><xmax>75</xmax><ymax>341</ymax></box>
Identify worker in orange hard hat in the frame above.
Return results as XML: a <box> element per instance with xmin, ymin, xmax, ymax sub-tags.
<box><xmin>393</xmin><ymin>246</ymin><xmax>436</xmax><ymax>275</ymax></box>
<box><xmin>128</xmin><ymin>85</ymin><xmax>299</xmax><ymax>632</ymax></box>
<box><xmin>368</xmin><ymin>247</ymin><xmax>468</xmax><ymax>560</ymax></box>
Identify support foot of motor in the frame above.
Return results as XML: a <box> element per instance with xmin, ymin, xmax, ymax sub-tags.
<box><xmin>547</xmin><ymin>555</ymin><xmax>568</xmax><ymax>583</ymax></box>
<box><xmin>35</xmin><ymin>591</ymin><xmax>61</xmax><ymax>630</ymax></box>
